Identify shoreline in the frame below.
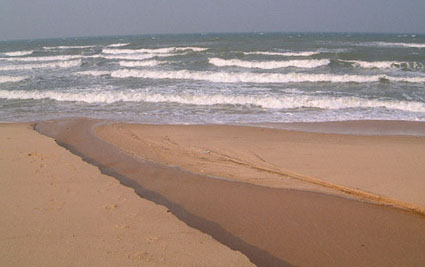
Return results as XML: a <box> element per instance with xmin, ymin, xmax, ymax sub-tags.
<box><xmin>2</xmin><ymin>118</ymin><xmax>425</xmax><ymax>136</ymax></box>
<box><xmin>34</xmin><ymin>118</ymin><xmax>425</xmax><ymax>266</ymax></box>
<box><xmin>95</xmin><ymin>120</ymin><xmax>425</xmax><ymax>212</ymax></box>
<box><xmin>0</xmin><ymin>123</ymin><xmax>253</xmax><ymax>266</ymax></box>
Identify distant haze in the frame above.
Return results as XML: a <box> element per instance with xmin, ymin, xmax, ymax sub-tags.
<box><xmin>1</xmin><ymin>0</ymin><xmax>425</xmax><ymax>40</ymax></box>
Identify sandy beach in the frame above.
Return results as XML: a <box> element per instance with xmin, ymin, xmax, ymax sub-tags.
<box><xmin>96</xmin><ymin>121</ymin><xmax>425</xmax><ymax>211</ymax></box>
<box><xmin>0</xmin><ymin>123</ymin><xmax>253</xmax><ymax>266</ymax></box>
<box><xmin>29</xmin><ymin>118</ymin><xmax>425</xmax><ymax>267</ymax></box>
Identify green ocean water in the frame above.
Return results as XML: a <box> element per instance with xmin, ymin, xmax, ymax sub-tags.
<box><xmin>0</xmin><ymin>33</ymin><xmax>424</xmax><ymax>123</ymax></box>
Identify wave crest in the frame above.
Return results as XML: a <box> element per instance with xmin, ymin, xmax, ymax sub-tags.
<box><xmin>43</xmin><ymin>45</ymin><xmax>96</xmax><ymax>50</ymax></box>
<box><xmin>0</xmin><ymin>59</ymin><xmax>81</xmax><ymax>71</ymax></box>
<box><xmin>110</xmin><ymin>69</ymin><xmax>425</xmax><ymax>84</ymax></box>
<box><xmin>118</xmin><ymin>60</ymin><xmax>160</xmax><ymax>67</ymax></box>
<box><xmin>243</xmin><ymin>51</ymin><xmax>320</xmax><ymax>57</ymax></box>
<box><xmin>0</xmin><ymin>55</ymin><xmax>81</xmax><ymax>62</ymax></box>
<box><xmin>102</xmin><ymin>46</ymin><xmax>206</xmax><ymax>55</ymax></box>
<box><xmin>343</xmin><ymin>60</ymin><xmax>424</xmax><ymax>71</ymax></box>
<box><xmin>4</xmin><ymin>51</ymin><xmax>33</xmax><ymax>57</ymax></box>
<box><xmin>209</xmin><ymin>58</ymin><xmax>330</xmax><ymax>69</ymax></box>
<box><xmin>1</xmin><ymin>89</ymin><xmax>424</xmax><ymax>113</ymax></box>
<box><xmin>0</xmin><ymin>75</ymin><xmax>28</xmax><ymax>83</ymax></box>
<box><xmin>107</xmin><ymin>43</ymin><xmax>130</xmax><ymax>47</ymax></box>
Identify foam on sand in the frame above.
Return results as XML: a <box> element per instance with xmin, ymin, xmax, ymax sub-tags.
<box><xmin>110</xmin><ymin>69</ymin><xmax>425</xmax><ymax>84</ymax></box>
<box><xmin>209</xmin><ymin>58</ymin><xmax>330</xmax><ymax>69</ymax></box>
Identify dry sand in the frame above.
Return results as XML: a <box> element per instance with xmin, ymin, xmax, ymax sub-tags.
<box><xmin>34</xmin><ymin>118</ymin><xmax>425</xmax><ymax>267</ymax></box>
<box><xmin>0</xmin><ymin>123</ymin><xmax>253</xmax><ymax>267</ymax></box>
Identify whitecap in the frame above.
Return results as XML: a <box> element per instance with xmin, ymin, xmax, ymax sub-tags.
<box><xmin>243</xmin><ymin>51</ymin><xmax>320</xmax><ymax>57</ymax></box>
<box><xmin>107</xmin><ymin>43</ymin><xmax>130</xmax><ymax>47</ymax></box>
<box><xmin>4</xmin><ymin>51</ymin><xmax>33</xmax><ymax>57</ymax></box>
<box><xmin>0</xmin><ymin>59</ymin><xmax>81</xmax><ymax>71</ymax></box>
<box><xmin>1</xmin><ymin>89</ymin><xmax>424</xmax><ymax>113</ymax></box>
<box><xmin>0</xmin><ymin>75</ymin><xmax>28</xmax><ymax>83</ymax></box>
<box><xmin>110</xmin><ymin>69</ymin><xmax>425</xmax><ymax>84</ymax></box>
<box><xmin>209</xmin><ymin>58</ymin><xmax>330</xmax><ymax>69</ymax></box>
<box><xmin>118</xmin><ymin>60</ymin><xmax>160</xmax><ymax>67</ymax></box>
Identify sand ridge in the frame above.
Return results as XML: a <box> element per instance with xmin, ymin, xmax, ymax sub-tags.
<box><xmin>96</xmin><ymin>122</ymin><xmax>425</xmax><ymax>214</ymax></box>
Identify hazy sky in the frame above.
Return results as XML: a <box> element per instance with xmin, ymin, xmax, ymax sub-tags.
<box><xmin>1</xmin><ymin>0</ymin><xmax>425</xmax><ymax>40</ymax></box>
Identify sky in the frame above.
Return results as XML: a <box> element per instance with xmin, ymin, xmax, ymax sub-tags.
<box><xmin>1</xmin><ymin>0</ymin><xmax>425</xmax><ymax>40</ymax></box>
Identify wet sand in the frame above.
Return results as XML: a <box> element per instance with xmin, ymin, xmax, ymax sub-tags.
<box><xmin>0</xmin><ymin>123</ymin><xmax>253</xmax><ymax>267</ymax></box>
<box><xmin>35</xmin><ymin>118</ymin><xmax>425</xmax><ymax>267</ymax></box>
<box><xmin>96</xmin><ymin>121</ymin><xmax>425</xmax><ymax>211</ymax></box>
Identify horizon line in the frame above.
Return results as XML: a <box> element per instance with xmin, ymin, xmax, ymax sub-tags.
<box><xmin>1</xmin><ymin>30</ymin><xmax>425</xmax><ymax>43</ymax></box>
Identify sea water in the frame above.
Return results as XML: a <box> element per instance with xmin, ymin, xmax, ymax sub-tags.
<box><xmin>0</xmin><ymin>33</ymin><xmax>424</xmax><ymax>124</ymax></box>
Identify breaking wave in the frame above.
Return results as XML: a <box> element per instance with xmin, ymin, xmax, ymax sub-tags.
<box><xmin>243</xmin><ymin>51</ymin><xmax>321</xmax><ymax>57</ymax></box>
<box><xmin>118</xmin><ymin>60</ymin><xmax>161</xmax><ymax>67</ymax></box>
<box><xmin>367</xmin><ymin>42</ymin><xmax>425</xmax><ymax>48</ymax></box>
<box><xmin>0</xmin><ymin>75</ymin><xmax>28</xmax><ymax>83</ymax></box>
<box><xmin>4</xmin><ymin>51</ymin><xmax>34</xmax><ymax>57</ymax></box>
<box><xmin>1</xmin><ymin>89</ymin><xmax>424</xmax><ymax>113</ymax></box>
<box><xmin>342</xmin><ymin>60</ymin><xmax>424</xmax><ymax>71</ymax></box>
<box><xmin>101</xmin><ymin>54</ymin><xmax>157</xmax><ymax>61</ymax></box>
<box><xmin>209</xmin><ymin>58</ymin><xmax>330</xmax><ymax>69</ymax></box>
<box><xmin>0</xmin><ymin>55</ymin><xmax>81</xmax><ymax>62</ymax></box>
<box><xmin>110</xmin><ymin>69</ymin><xmax>425</xmax><ymax>84</ymax></box>
<box><xmin>75</xmin><ymin>71</ymin><xmax>110</xmax><ymax>76</ymax></box>
<box><xmin>0</xmin><ymin>60</ymin><xmax>81</xmax><ymax>71</ymax></box>
<box><xmin>43</xmin><ymin>45</ymin><xmax>96</xmax><ymax>50</ymax></box>
<box><xmin>102</xmin><ymin>46</ymin><xmax>207</xmax><ymax>55</ymax></box>
<box><xmin>107</xmin><ymin>43</ymin><xmax>130</xmax><ymax>47</ymax></box>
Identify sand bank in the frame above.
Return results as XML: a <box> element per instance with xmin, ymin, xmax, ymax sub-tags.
<box><xmin>0</xmin><ymin>123</ymin><xmax>253</xmax><ymax>267</ymax></box>
<box><xmin>96</xmin><ymin>121</ymin><xmax>425</xmax><ymax>212</ymax></box>
<box><xmin>35</xmin><ymin>118</ymin><xmax>425</xmax><ymax>267</ymax></box>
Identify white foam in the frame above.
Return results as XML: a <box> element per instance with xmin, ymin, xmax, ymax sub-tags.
<box><xmin>75</xmin><ymin>71</ymin><xmax>110</xmax><ymax>76</ymax></box>
<box><xmin>118</xmin><ymin>60</ymin><xmax>160</xmax><ymax>67</ymax></box>
<box><xmin>0</xmin><ymin>59</ymin><xmax>81</xmax><ymax>71</ymax></box>
<box><xmin>102</xmin><ymin>46</ymin><xmax>207</xmax><ymax>55</ymax></box>
<box><xmin>107</xmin><ymin>43</ymin><xmax>130</xmax><ymax>47</ymax></box>
<box><xmin>343</xmin><ymin>60</ymin><xmax>424</xmax><ymax>70</ymax></box>
<box><xmin>0</xmin><ymin>55</ymin><xmax>81</xmax><ymax>62</ymax></box>
<box><xmin>43</xmin><ymin>45</ymin><xmax>96</xmax><ymax>50</ymax></box>
<box><xmin>209</xmin><ymin>58</ymin><xmax>330</xmax><ymax>69</ymax></box>
<box><xmin>103</xmin><ymin>47</ymin><xmax>175</xmax><ymax>55</ymax></box>
<box><xmin>0</xmin><ymin>75</ymin><xmax>28</xmax><ymax>84</ymax></box>
<box><xmin>1</xmin><ymin>89</ymin><xmax>424</xmax><ymax>113</ymax></box>
<box><xmin>110</xmin><ymin>69</ymin><xmax>425</xmax><ymax>84</ymax></box>
<box><xmin>4</xmin><ymin>51</ymin><xmax>33</xmax><ymax>57</ymax></box>
<box><xmin>100</xmin><ymin>54</ymin><xmax>157</xmax><ymax>60</ymax></box>
<box><xmin>370</xmin><ymin>42</ymin><xmax>425</xmax><ymax>48</ymax></box>
<box><xmin>244</xmin><ymin>51</ymin><xmax>320</xmax><ymax>57</ymax></box>
<box><xmin>174</xmin><ymin>47</ymin><xmax>208</xmax><ymax>52</ymax></box>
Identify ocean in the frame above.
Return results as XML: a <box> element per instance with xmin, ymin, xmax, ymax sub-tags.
<box><xmin>1</xmin><ymin>32</ymin><xmax>425</xmax><ymax>124</ymax></box>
